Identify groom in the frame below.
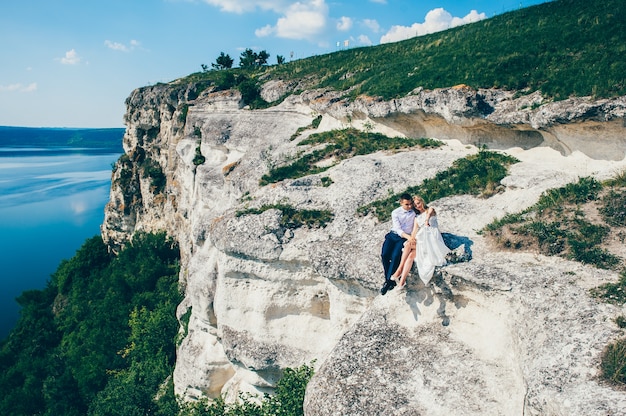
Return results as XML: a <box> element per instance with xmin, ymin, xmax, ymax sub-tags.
<box><xmin>380</xmin><ymin>193</ymin><xmax>416</xmax><ymax>295</ymax></box>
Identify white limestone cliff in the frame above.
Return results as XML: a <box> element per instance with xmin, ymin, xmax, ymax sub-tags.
<box><xmin>101</xmin><ymin>81</ymin><xmax>626</xmax><ymax>415</ymax></box>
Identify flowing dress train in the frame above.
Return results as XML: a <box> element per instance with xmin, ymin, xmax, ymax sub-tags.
<box><xmin>414</xmin><ymin>213</ymin><xmax>450</xmax><ymax>284</ymax></box>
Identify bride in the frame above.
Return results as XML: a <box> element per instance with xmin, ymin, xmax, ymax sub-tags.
<box><xmin>390</xmin><ymin>195</ymin><xmax>450</xmax><ymax>288</ymax></box>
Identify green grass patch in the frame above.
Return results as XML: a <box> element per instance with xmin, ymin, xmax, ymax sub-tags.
<box><xmin>236</xmin><ymin>204</ymin><xmax>334</xmax><ymax>229</ymax></box>
<box><xmin>358</xmin><ymin>149</ymin><xmax>518</xmax><ymax>221</ymax></box>
<box><xmin>483</xmin><ymin>176</ymin><xmax>624</xmax><ymax>269</ymax></box>
<box><xmin>260</xmin><ymin>128</ymin><xmax>442</xmax><ymax>186</ymax></box>
<box><xmin>591</xmin><ymin>270</ymin><xmax>626</xmax><ymax>305</ymax></box>
<box><xmin>600</xmin><ymin>336</ymin><xmax>626</xmax><ymax>385</ymax></box>
<box><xmin>600</xmin><ymin>188</ymin><xmax>626</xmax><ymax>227</ymax></box>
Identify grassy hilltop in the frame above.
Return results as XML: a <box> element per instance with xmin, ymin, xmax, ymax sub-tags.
<box><xmin>183</xmin><ymin>0</ymin><xmax>625</xmax><ymax>104</ymax></box>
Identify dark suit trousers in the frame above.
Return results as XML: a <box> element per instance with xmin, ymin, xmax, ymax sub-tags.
<box><xmin>381</xmin><ymin>232</ymin><xmax>406</xmax><ymax>282</ymax></box>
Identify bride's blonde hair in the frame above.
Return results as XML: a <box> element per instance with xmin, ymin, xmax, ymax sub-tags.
<box><xmin>413</xmin><ymin>195</ymin><xmax>428</xmax><ymax>210</ymax></box>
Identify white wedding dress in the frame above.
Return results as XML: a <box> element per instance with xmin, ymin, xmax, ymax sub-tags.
<box><xmin>414</xmin><ymin>212</ymin><xmax>450</xmax><ymax>284</ymax></box>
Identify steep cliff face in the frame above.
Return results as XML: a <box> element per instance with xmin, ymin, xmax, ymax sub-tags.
<box><xmin>102</xmin><ymin>82</ymin><xmax>626</xmax><ymax>415</ymax></box>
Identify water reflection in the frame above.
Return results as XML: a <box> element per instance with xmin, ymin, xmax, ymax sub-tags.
<box><xmin>0</xmin><ymin>148</ymin><xmax>121</xmax><ymax>339</ymax></box>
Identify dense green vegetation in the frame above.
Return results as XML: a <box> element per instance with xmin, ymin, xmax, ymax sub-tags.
<box><xmin>179</xmin><ymin>363</ymin><xmax>314</xmax><ymax>416</ymax></box>
<box><xmin>358</xmin><ymin>148</ymin><xmax>519</xmax><ymax>222</ymax></box>
<box><xmin>260</xmin><ymin>128</ymin><xmax>442</xmax><ymax>185</ymax></box>
<box><xmin>0</xmin><ymin>232</ymin><xmax>182</xmax><ymax>415</ymax></box>
<box><xmin>181</xmin><ymin>0</ymin><xmax>624</xmax><ymax>105</ymax></box>
<box><xmin>0</xmin><ymin>231</ymin><xmax>316</xmax><ymax>415</ymax></box>
<box><xmin>265</xmin><ymin>0</ymin><xmax>625</xmax><ymax>100</ymax></box>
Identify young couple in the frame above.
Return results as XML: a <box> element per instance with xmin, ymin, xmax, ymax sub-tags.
<box><xmin>380</xmin><ymin>193</ymin><xmax>450</xmax><ymax>295</ymax></box>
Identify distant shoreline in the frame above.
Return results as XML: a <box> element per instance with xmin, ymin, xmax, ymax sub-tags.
<box><xmin>0</xmin><ymin>126</ymin><xmax>125</xmax><ymax>152</ymax></box>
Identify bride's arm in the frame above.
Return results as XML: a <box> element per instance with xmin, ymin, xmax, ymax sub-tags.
<box><xmin>425</xmin><ymin>207</ymin><xmax>436</xmax><ymax>226</ymax></box>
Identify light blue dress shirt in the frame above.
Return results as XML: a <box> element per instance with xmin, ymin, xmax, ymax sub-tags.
<box><xmin>391</xmin><ymin>206</ymin><xmax>416</xmax><ymax>237</ymax></box>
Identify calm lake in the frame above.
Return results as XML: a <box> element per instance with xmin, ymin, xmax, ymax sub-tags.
<box><xmin>0</xmin><ymin>132</ymin><xmax>123</xmax><ymax>339</ymax></box>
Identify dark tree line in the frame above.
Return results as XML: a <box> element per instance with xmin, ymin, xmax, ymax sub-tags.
<box><xmin>0</xmin><ymin>229</ymin><xmax>314</xmax><ymax>415</ymax></box>
<box><xmin>202</xmin><ymin>49</ymin><xmax>285</xmax><ymax>72</ymax></box>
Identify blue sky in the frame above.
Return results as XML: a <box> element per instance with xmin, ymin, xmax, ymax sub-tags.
<box><xmin>0</xmin><ymin>0</ymin><xmax>548</xmax><ymax>128</ymax></box>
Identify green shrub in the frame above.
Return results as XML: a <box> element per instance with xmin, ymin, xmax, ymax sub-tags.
<box><xmin>600</xmin><ymin>189</ymin><xmax>626</xmax><ymax>227</ymax></box>
<box><xmin>604</xmin><ymin>169</ymin><xmax>626</xmax><ymax>187</ymax></box>
<box><xmin>521</xmin><ymin>221</ymin><xmax>567</xmax><ymax>255</ymax></box>
<box><xmin>311</xmin><ymin>114</ymin><xmax>322</xmax><ymax>129</ymax></box>
<box><xmin>601</xmin><ymin>337</ymin><xmax>626</xmax><ymax>385</ymax></box>
<box><xmin>320</xmin><ymin>176</ymin><xmax>333</xmax><ymax>187</ymax></box>
<box><xmin>178</xmin><ymin>104</ymin><xmax>189</xmax><ymax>123</ymax></box>
<box><xmin>140</xmin><ymin>157</ymin><xmax>166</xmax><ymax>194</ymax></box>
<box><xmin>236</xmin><ymin>76</ymin><xmax>267</xmax><ymax>108</ymax></box>
<box><xmin>215</xmin><ymin>71</ymin><xmax>236</xmax><ymax>91</ymax></box>
<box><xmin>180</xmin><ymin>363</ymin><xmax>314</xmax><ymax>416</ymax></box>
<box><xmin>192</xmin><ymin>140</ymin><xmax>205</xmax><ymax>166</ymax></box>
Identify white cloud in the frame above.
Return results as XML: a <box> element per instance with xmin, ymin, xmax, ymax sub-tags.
<box><xmin>451</xmin><ymin>10</ymin><xmax>485</xmax><ymax>26</ymax></box>
<box><xmin>22</xmin><ymin>82</ymin><xmax>37</xmax><ymax>92</ymax></box>
<box><xmin>0</xmin><ymin>82</ymin><xmax>37</xmax><ymax>93</ymax></box>
<box><xmin>60</xmin><ymin>49</ymin><xmax>81</xmax><ymax>65</ymax></box>
<box><xmin>337</xmin><ymin>16</ymin><xmax>352</xmax><ymax>31</ymax></box>
<box><xmin>201</xmin><ymin>0</ymin><xmax>289</xmax><ymax>14</ymax></box>
<box><xmin>105</xmin><ymin>40</ymin><xmax>128</xmax><ymax>52</ymax></box>
<box><xmin>380</xmin><ymin>8</ymin><xmax>486</xmax><ymax>44</ymax></box>
<box><xmin>363</xmin><ymin>18</ymin><xmax>380</xmax><ymax>33</ymax></box>
<box><xmin>104</xmin><ymin>39</ymin><xmax>140</xmax><ymax>52</ymax></box>
<box><xmin>357</xmin><ymin>35</ymin><xmax>373</xmax><ymax>46</ymax></box>
<box><xmin>0</xmin><ymin>84</ymin><xmax>21</xmax><ymax>92</ymax></box>
<box><xmin>256</xmin><ymin>0</ymin><xmax>329</xmax><ymax>42</ymax></box>
<box><xmin>203</xmin><ymin>0</ymin><xmax>332</xmax><ymax>43</ymax></box>
<box><xmin>255</xmin><ymin>24</ymin><xmax>275</xmax><ymax>37</ymax></box>
<box><xmin>370</xmin><ymin>0</ymin><xmax>386</xmax><ymax>3</ymax></box>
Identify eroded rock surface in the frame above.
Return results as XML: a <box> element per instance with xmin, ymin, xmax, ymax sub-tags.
<box><xmin>102</xmin><ymin>81</ymin><xmax>626</xmax><ymax>415</ymax></box>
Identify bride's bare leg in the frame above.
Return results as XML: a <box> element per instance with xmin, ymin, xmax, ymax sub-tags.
<box><xmin>398</xmin><ymin>249</ymin><xmax>416</xmax><ymax>287</ymax></box>
<box><xmin>391</xmin><ymin>241</ymin><xmax>413</xmax><ymax>279</ymax></box>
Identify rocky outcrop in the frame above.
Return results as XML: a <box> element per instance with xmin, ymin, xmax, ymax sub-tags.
<box><xmin>282</xmin><ymin>85</ymin><xmax>626</xmax><ymax>160</ymax></box>
<box><xmin>102</xmin><ymin>81</ymin><xmax>626</xmax><ymax>415</ymax></box>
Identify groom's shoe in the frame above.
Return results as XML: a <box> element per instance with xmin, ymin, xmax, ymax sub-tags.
<box><xmin>380</xmin><ymin>280</ymin><xmax>396</xmax><ymax>295</ymax></box>
<box><xmin>380</xmin><ymin>280</ymin><xmax>392</xmax><ymax>295</ymax></box>
<box><xmin>380</xmin><ymin>281</ymin><xmax>389</xmax><ymax>295</ymax></box>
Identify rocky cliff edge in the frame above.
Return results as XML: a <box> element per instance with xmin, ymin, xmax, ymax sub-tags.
<box><xmin>101</xmin><ymin>81</ymin><xmax>626</xmax><ymax>415</ymax></box>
